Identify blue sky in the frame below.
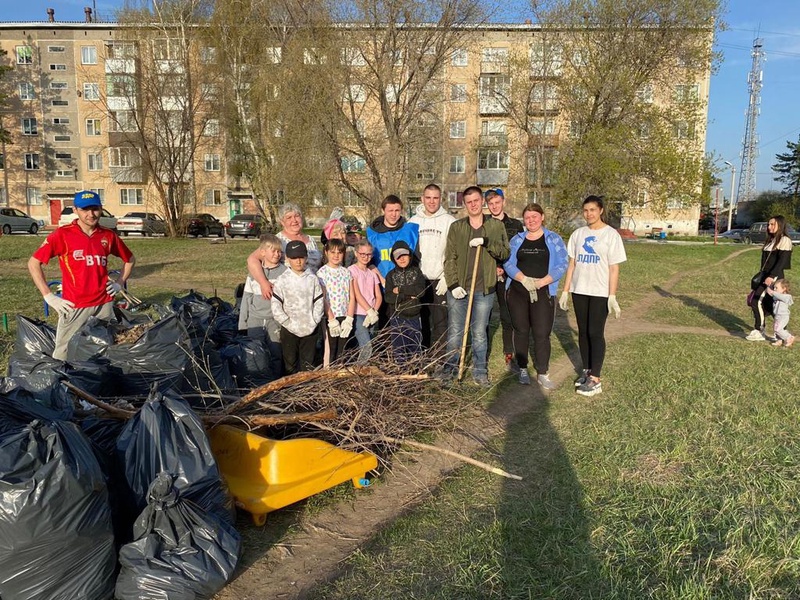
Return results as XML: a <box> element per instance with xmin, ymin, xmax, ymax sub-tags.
<box><xmin>4</xmin><ymin>0</ymin><xmax>799</xmax><ymax>200</ymax></box>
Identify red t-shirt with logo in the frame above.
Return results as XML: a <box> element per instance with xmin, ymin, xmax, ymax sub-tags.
<box><xmin>32</xmin><ymin>223</ymin><xmax>134</xmax><ymax>308</ymax></box>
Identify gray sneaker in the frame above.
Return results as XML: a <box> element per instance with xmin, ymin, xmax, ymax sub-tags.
<box><xmin>518</xmin><ymin>368</ymin><xmax>531</xmax><ymax>385</ymax></box>
<box><xmin>574</xmin><ymin>369</ymin><xmax>590</xmax><ymax>387</ymax></box>
<box><xmin>473</xmin><ymin>374</ymin><xmax>491</xmax><ymax>387</ymax></box>
<box><xmin>576</xmin><ymin>377</ymin><xmax>602</xmax><ymax>397</ymax></box>
<box><xmin>537</xmin><ymin>373</ymin><xmax>556</xmax><ymax>390</ymax></box>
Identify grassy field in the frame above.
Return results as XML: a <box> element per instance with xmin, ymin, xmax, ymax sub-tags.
<box><xmin>4</xmin><ymin>236</ymin><xmax>797</xmax><ymax>598</ymax></box>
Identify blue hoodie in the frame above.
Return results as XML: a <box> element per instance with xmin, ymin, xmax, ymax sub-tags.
<box><xmin>503</xmin><ymin>228</ymin><xmax>568</xmax><ymax>297</ymax></box>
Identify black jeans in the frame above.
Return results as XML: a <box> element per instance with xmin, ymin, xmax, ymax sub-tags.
<box><xmin>572</xmin><ymin>293</ymin><xmax>609</xmax><ymax>378</ymax></box>
<box><xmin>420</xmin><ymin>279</ymin><xmax>448</xmax><ymax>357</ymax></box>
<box><xmin>506</xmin><ymin>284</ymin><xmax>555</xmax><ymax>375</ymax></box>
<box><xmin>280</xmin><ymin>326</ymin><xmax>318</xmax><ymax>374</ymax></box>
<box><xmin>496</xmin><ymin>279</ymin><xmax>514</xmax><ymax>354</ymax></box>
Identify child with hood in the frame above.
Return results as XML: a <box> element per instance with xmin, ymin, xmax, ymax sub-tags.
<box><xmin>384</xmin><ymin>240</ymin><xmax>427</xmax><ymax>364</ymax></box>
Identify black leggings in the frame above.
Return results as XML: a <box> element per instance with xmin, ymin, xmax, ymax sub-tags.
<box><xmin>751</xmin><ymin>285</ymin><xmax>772</xmax><ymax>331</ymax></box>
<box><xmin>572</xmin><ymin>293</ymin><xmax>609</xmax><ymax>378</ymax></box>
<box><xmin>507</xmin><ymin>284</ymin><xmax>555</xmax><ymax>374</ymax></box>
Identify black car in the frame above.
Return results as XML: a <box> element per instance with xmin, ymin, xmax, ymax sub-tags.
<box><xmin>743</xmin><ymin>222</ymin><xmax>800</xmax><ymax>246</ymax></box>
<box><xmin>185</xmin><ymin>213</ymin><xmax>224</xmax><ymax>237</ymax></box>
<box><xmin>225</xmin><ymin>213</ymin><xmax>263</xmax><ymax>238</ymax></box>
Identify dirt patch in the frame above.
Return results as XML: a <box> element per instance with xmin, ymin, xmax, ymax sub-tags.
<box><xmin>619</xmin><ymin>453</ymin><xmax>686</xmax><ymax>486</ymax></box>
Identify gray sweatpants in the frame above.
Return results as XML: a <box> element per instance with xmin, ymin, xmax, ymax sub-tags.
<box><xmin>53</xmin><ymin>301</ymin><xmax>115</xmax><ymax>361</ymax></box>
<box><xmin>774</xmin><ymin>315</ymin><xmax>793</xmax><ymax>341</ymax></box>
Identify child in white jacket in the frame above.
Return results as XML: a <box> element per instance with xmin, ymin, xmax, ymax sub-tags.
<box><xmin>767</xmin><ymin>278</ymin><xmax>795</xmax><ymax>348</ymax></box>
<box><xmin>271</xmin><ymin>240</ymin><xmax>325</xmax><ymax>373</ymax></box>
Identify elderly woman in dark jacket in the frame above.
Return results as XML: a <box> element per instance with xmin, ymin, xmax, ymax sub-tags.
<box><xmin>747</xmin><ymin>215</ymin><xmax>793</xmax><ymax>341</ymax></box>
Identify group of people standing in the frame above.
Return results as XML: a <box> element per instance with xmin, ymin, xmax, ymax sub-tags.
<box><xmin>238</xmin><ymin>187</ymin><xmax>626</xmax><ymax>397</ymax></box>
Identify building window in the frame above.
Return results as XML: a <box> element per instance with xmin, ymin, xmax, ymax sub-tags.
<box><xmin>667</xmin><ymin>197</ymin><xmax>685</xmax><ymax>210</ymax></box>
<box><xmin>22</xmin><ymin>118</ymin><xmax>38</xmax><ymax>135</ymax></box>
<box><xmin>204</xmin><ymin>154</ymin><xmax>221</xmax><ymax>171</ymax></box>
<box><xmin>449</xmin><ymin>120</ymin><xmax>466</xmax><ymax>139</ymax></box>
<box><xmin>675</xmin><ymin>84</ymin><xmax>699</xmax><ymax>102</ymax></box>
<box><xmin>203</xmin><ymin>119</ymin><xmax>220</xmax><ymax>136</ymax></box>
<box><xmin>341</xmin><ymin>155</ymin><xmax>366</xmax><ymax>173</ymax></box>
<box><xmin>481</xmin><ymin>47</ymin><xmax>508</xmax><ymax>66</ymax></box>
<box><xmin>385</xmin><ymin>84</ymin><xmax>400</xmax><ymax>103</ymax></box>
<box><xmin>342</xmin><ymin>189</ymin><xmax>366</xmax><ymax>208</ymax></box>
<box><xmin>342</xmin><ymin>47</ymin><xmax>366</xmax><ymax>66</ymax></box>
<box><xmin>83</xmin><ymin>82</ymin><xmax>100</xmax><ymax>100</ymax></box>
<box><xmin>86</xmin><ymin>119</ymin><xmax>102</xmax><ymax>136</ymax></box>
<box><xmin>88</xmin><ymin>153</ymin><xmax>103</xmax><ymax>171</ymax></box>
<box><xmin>674</xmin><ymin>121</ymin><xmax>695</xmax><ymax>140</ymax></box>
<box><xmin>635</xmin><ymin>84</ymin><xmax>654</xmax><ymax>104</ymax></box>
<box><xmin>451</xmin><ymin>48</ymin><xmax>468</xmax><ymax>67</ymax></box>
<box><xmin>120</xmin><ymin>188</ymin><xmax>144</xmax><ymax>205</ymax></box>
<box><xmin>55</xmin><ymin>152</ymin><xmax>73</xmax><ymax>160</ymax></box>
<box><xmin>109</xmin><ymin>111</ymin><xmax>137</xmax><ymax>132</ymax></box>
<box><xmin>448</xmin><ymin>191</ymin><xmax>464</xmax><ymax>208</ymax></box>
<box><xmin>200</xmin><ymin>46</ymin><xmax>216</xmax><ymax>64</ymax></box>
<box><xmin>52</xmin><ymin>117</ymin><xmax>70</xmax><ymax>125</ymax></box>
<box><xmin>52</xmin><ymin>100</ymin><xmax>69</xmax><ymax>107</ymax></box>
<box><xmin>450</xmin><ymin>83</ymin><xmax>467</xmax><ymax>102</ymax></box>
<box><xmin>106</xmin><ymin>74</ymin><xmax>136</xmax><ymax>97</ymax></box>
<box><xmin>478</xmin><ymin>149</ymin><xmax>509</xmax><ymax>170</ymax></box>
<box><xmin>530</xmin><ymin>41</ymin><xmax>563</xmax><ymax>77</ymax></box>
<box><xmin>19</xmin><ymin>82</ymin><xmax>36</xmax><ymax>100</ymax></box>
<box><xmin>201</xmin><ymin>83</ymin><xmax>219</xmax><ymax>101</ymax></box>
<box><xmin>266</xmin><ymin>47</ymin><xmax>282</xmax><ymax>64</ymax></box>
<box><xmin>53</xmin><ymin>135</ymin><xmax>71</xmax><ymax>142</ymax></box>
<box><xmin>109</xmin><ymin>147</ymin><xmax>140</xmax><ymax>167</ymax></box>
<box><xmin>24</xmin><ymin>153</ymin><xmax>40</xmax><ymax>170</ymax></box>
<box><xmin>0</xmin><ymin>154</ymin><xmax>4</xmax><ymax>170</ymax></box>
<box><xmin>50</xmin><ymin>82</ymin><xmax>68</xmax><ymax>90</ymax></box>
<box><xmin>50</xmin><ymin>64</ymin><xmax>67</xmax><ymax>71</ymax></box>
<box><xmin>205</xmin><ymin>189</ymin><xmax>222</xmax><ymax>206</ymax></box>
<box><xmin>48</xmin><ymin>45</ymin><xmax>65</xmax><ymax>53</ymax></box>
<box><xmin>528</xmin><ymin>189</ymin><xmax>553</xmax><ymax>206</ymax></box>
<box><xmin>347</xmin><ymin>85</ymin><xmax>366</xmax><ymax>103</ymax></box>
<box><xmin>81</xmin><ymin>46</ymin><xmax>98</xmax><ymax>64</ymax></box>
<box><xmin>16</xmin><ymin>46</ymin><xmax>33</xmax><ymax>65</ymax></box>
<box><xmin>55</xmin><ymin>170</ymin><xmax>73</xmax><ymax>177</ymax></box>
<box><xmin>27</xmin><ymin>188</ymin><xmax>42</xmax><ymax>205</ymax></box>
<box><xmin>633</xmin><ymin>190</ymin><xmax>648</xmax><ymax>207</ymax></box>
<box><xmin>303</xmin><ymin>48</ymin><xmax>325</xmax><ymax>65</ymax></box>
<box><xmin>90</xmin><ymin>189</ymin><xmax>105</xmax><ymax>202</ymax></box>
<box><xmin>107</xmin><ymin>42</ymin><xmax>136</xmax><ymax>59</ymax></box>
<box><xmin>531</xmin><ymin>119</ymin><xmax>556</xmax><ymax>135</ymax></box>
<box><xmin>449</xmin><ymin>155</ymin><xmax>466</xmax><ymax>174</ymax></box>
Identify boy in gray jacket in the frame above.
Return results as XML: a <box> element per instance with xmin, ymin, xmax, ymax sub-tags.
<box><xmin>272</xmin><ymin>240</ymin><xmax>325</xmax><ymax>373</ymax></box>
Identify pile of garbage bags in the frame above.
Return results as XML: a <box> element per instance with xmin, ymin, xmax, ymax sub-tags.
<box><xmin>0</xmin><ymin>292</ymin><xmax>275</xmax><ymax>599</ymax></box>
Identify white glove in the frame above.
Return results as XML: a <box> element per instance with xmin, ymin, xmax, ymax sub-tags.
<box><xmin>44</xmin><ymin>293</ymin><xmax>75</xmax><ymax>318</ymax></box>
<box><xmin>340</xmin><ymin>316</ymin><xmax>354</xmax><ymax>338</ymax></box>
<box><xmin>435</xmin><ymin>278</ymin><xmax>448</xmax><ymax>297</ymax></box>
<box><xmin>529</xmin><ymin>290</ymin><xmax>538</xmax><ymax>303</ymax></box>
<box><xmin>469</xmin><ymin>237</ymin><xmax>485</xmax><ymax>248</ymax></box>
<box><xmin>608</xmin><ymin>294</ymin><xmax>621</xmax><ymax>319</ymax></box>
<box><xmin>363</xmin><ymin>308</ymin><xmax>379</xmax><ymax>327</ymax></box>
<box><xmin>106</xmin><ymin>280</ymin><xmax>122</xmax><ymax>296</ymax></box>
<box><xmin>451</xmin><ymin>286</ymin><xmax>468</xmax><ymax>300</ymax></box>
<box><xmin>558</xmin><ymin>291</ymin><xmax>569</xmax><ymax>311</ymax></box>
<box><xmin>521</xmin><ymin>276</ymin><xmax>538</xmax><ymax>293</ymax></box>
<box><xmin>328</xmin><ymin>319</ymin><xmax>342</xmax><ymax>337</ymax></box>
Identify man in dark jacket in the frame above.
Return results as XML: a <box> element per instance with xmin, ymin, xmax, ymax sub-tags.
<box><xmin>442</xmin><ymin>186</ymin><xmax>510</xmax><ymax>385</ymax></box>
<box><xmin>485</xmin><ymin>188</ymin><xmax>523</xmax><ymax>371</ymax></box>
<box><xmin>384</xmin><ymin>241</ymin><xmax>426</xmax><ymax>364</ymax></box>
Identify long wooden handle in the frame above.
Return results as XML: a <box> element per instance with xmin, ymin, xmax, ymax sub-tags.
<box><xmin>457</xmin><ymin>245</ymin><xmax>482</xmax><ymax>381</ymax></box>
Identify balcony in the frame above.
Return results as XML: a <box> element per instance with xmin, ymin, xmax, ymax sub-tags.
<box><xmin>110</xmin><ymin>166</ymin><xmax>144</xmax><ymax>183</ymax></box>
<box><xmin>479</xmin><ymin>96</ymin><xmax>507</xmax><ymax>115</ymax></box>
<box><xmin>476</xmin><ymin>170</ymin><xmax>509</xmax><ymax>186</ymax></box>
<box><xmin>108</xmin><ymin>96</ymin><xmax>136</xmax><ymax>111</ymax></box>
<box><xmin>480</xmin><ymin>59</ymin><xmax>507</xmax><ymax>74</ymax></box>
<box><xmin>478</xmin><ymin>133</ymin><xmax>508</xmax><ymax>147</ymax></box>
<box><xmin>105</xmin><ymin>58</ymin><xmax>136</xmax><ymax>74</ymax></box>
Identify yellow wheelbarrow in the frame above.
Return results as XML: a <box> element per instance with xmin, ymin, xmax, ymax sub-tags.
<box><xmin>209</xmin><ymin>425</ymin><xmax>378</xmax><ymax>525</ymax></box>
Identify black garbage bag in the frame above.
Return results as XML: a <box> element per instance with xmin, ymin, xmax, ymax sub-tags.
<box><xmin>182</xmin><ymin>338</ymin><xmax>237</xmax><ymax>400</ymax></box>
<box><xmin>114</xmin><ymin>304</ymin><xmax>158</xmax><ymax>327</ymax></box>
<box><xmin>208</xmin><ymin>310</ymin><xmax>239</xmax><ymax>346</ymax></box>
<box><xmin>63</xmin><ymin>359</ymin><xmax>111</xmax><ymax>398</ymax></box>
<box><xmin>0</xmin><ymin>378</ymin><xmax>73</xmax><ymax>422</ymax></box>
<box><xmin>116</xmin><ymin>388</ymin><xmax>236</xmax><ymax>531</ymax></box>
<box><xmin>0</xmin><ymin>419</ymin><xmax>116</xmax><ymax>600</ymax></box>
<box><xmin>65</xmin><ymin>316</ymin><xmax>116</xmax><ymax>363</ymax></box>
<box><xmin>7</xmin><ymin>317</ymin><xmax>62</xmax><ymax>391</ymax></box>
<box><xmin>106</xmin><ymin>315</ymin><xmax>192</xmax><ymax>396</ymax></box>
<box><xmin>171</xmin><ymin>291</ymin><xmax>215</xmax><ymax>338</ymax></box>
<box><xmin>220</xmin><ymin>336</ymin><xmax>278</xmax><ymax>388</ymax></box>
<box><xmin>115</xmin><ymin>472</ymin><xmax>240</xmax><ymax>600</ymax></box>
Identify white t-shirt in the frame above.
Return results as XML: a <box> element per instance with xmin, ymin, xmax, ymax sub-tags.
<box><xmin>567</xmin><ymin>225</ymin><xmax>627</xmax><ymax>297</ymax></box>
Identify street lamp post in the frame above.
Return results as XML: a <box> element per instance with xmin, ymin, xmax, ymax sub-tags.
<box><xmin>724</xmin><ymin>160</ymin><xmax>737</xmax><ymax>232</ymax></box>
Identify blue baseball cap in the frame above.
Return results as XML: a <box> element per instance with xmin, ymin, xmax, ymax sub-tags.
<box><xmin>74</xmin><ymin>190</ymin><xmax>102</xmax><ymax>209</ymax></box>
<box><xmin>484</xmin><ymin>188</ymin><xmax>504</xmax><ymax>199</ymax></box>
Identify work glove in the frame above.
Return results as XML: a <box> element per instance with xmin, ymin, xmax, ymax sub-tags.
<box><xmin>340</xmin><ymin>316</ymin><xmax>354</xmax><ymax>338</ymax></box>
<box><xmin>558</xmin><ymin>291</ymin><xmax>570</xmax><ymax>311</ymax></box>
<box><xmin>529</xmin><ymin>290</ymin><xmax>539</xmax><ymax>303</ymax></box>
<box><xmin>44</xmin><ymin>293</ymin><xmax>75</xmax><ymax>318</ymax></box>
<box><xmin>521</xmin><ymin>276</ymin><xmax>538</xmax><ymax>293</ymax></box>
<box><xmin>451</xmin><ymin>286</ymin><xmax>468</xmax><ymax>300</ymax></box>
<box><xmin>608</xmin><ymin>294</ymin><xmax>621</xmax><ymax>319</ymax></box>
<box><xmin>328</xmin><ymin>319</ymin><xmax>342</xmax><ymax>337</ymax></box>
<box><xmin>469</xmin><ymin>237</ymin><xmax>485</xmax><ymax>248</ymax></box>
<box><xmin>106</xmin><ymin>280</ymin><xmax>122</xmax><ymax>296</ymax></box>
<box><xmin>363</xmin><ymin>308</ymin><xmax>379</xmax><ymax>327</ymax></box>
<box><xmin>435</xmin><ymin>277</ymin><xmax>448</xmax><ymax>297</ymax></box>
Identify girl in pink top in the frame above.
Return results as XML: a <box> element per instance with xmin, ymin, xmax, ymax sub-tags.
<box><xmin>348</xmin><ymin>240</ymin><xmax>382</xmax><ymax>363</ymax></box>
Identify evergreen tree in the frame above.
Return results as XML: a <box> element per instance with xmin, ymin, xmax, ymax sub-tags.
<box><xmin>772</xmin><ymin>136</ymin><xmax>800</xmax><ymax>201</ymax></box>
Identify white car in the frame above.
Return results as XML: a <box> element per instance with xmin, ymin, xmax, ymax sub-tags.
<box><xmin>59</xmin><ymin>206</ymin><xmax>118</xmax><ymax>231</ymax></box>
<box><xmin>117</xmin><ymin>212</ymin><xmax>167</xmax><ymax>236</ymax></box>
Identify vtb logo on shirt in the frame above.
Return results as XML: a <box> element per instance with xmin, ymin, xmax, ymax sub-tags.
<box><xmin>577</xmin><ymin>236</ymin><xmax>601</xmax><ymax>264</ymax></box>
<box><xmin>72</xmin><ymin>249</ymin><xmax>108</xmax><ymax>266</ymax></box>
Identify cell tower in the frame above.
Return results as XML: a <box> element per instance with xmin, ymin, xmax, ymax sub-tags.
<box><xmin>736</xmin><ymin>38</ymin><xmax>765</xmax><ymax>205</ymax></box>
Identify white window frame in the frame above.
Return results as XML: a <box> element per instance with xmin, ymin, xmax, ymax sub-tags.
<box><xmin>19</xmin><ymin>82</ymin><xmax>35</xmax><ymax>100</ymax></box>
<box><xmin>53</xmin><ymin>135</ymin><xmax>71</xmax><ymax>142</ymax></box>
<box><xmin>203</xmin><ymin>119</ymin><xmax>220</xmax><ymax>136</ymax></box>
<box><xmin>16</xmin><ymin>46</ymin><xmax>33</xmax><ymax>65</ymax></box>
<box><xmin>55</xmin><ymin>170</ymin><xmax>73</xmax><ymax>178</ymax></box>
<box><xmin>342</xmin><ymin>47</ymin><xmax>366</xmax><ymax>66</ymax></box>
<box><xmin>385</xmin><ymin>84</ymin><xmax>400</xmax><ymax>103</ymax></box>
<box><xmin>341</xmin><ymin>155</ymin><xmax>366</xmax><ymax>173</ymax></box>
<box><xmin>90</xmin><ymin>189</ymin><xmax>105</xmax><ymax>202</ymax></box>
<box><xmin>481</xmin><ymin>47</ymin><xmax>508</xmax><ymax>66</ymax></box>
<box><xmin>204</xmin><ymin>154</ymin><xmax>221</xmax><ymax>172</ymax></box>
<box><xmin>50</xmin><ymin>82</ymin><xmax>68</xmax><ymax>90</ymax></box>
<box><xmin>120</xmin><ymin>188</ymin><xmax>144</xmax><ymax>205</ymax></box>
<box><xmin>22</xmin><ymin>118</ymin><xmax>38</xmax><ymax>135</ymax></box>
<box><xmin>24</xmin><ymin>153</ymin><xmax>40</xmax><ymax>170</ymax></box>
<box><xmin>86</xmin><ymin>119</ymin><xmax>102</xmax><ymax>136</ymax></box>
<box><xmin>449</xmin><ymin>155</ymin><xmax>466</xmax><ymax>174</ymax></box>
<box><xmin>52</xmin><ymin>117</ymin><xmax>70</xmax><ymax>125</ymax></box>
<box><xmin>675</xmin><ymin>83</ymin><xmax>699</xmax><ymax>102</ymax></box>
<box><xmin>448</xmin><ymin>191</ymin><xmax>464</xmax><ymax>209</ymax></box>
<box><xmin>50</xmin><ymin>64</ymin><xmax>67</xmax><ymax>71</ymax></box>
<box><xmin>635</xmin><ymin>84</ymin><xmax>654</xmax><ymax>104</ymax></box>
<box><xmin>449</xmin><ymin>120</ymin><xmax>466</xmax><ymax>139</ymax></box>
<box><xmin>451</xmin><ymin>48</ymin><xmax>468</xmax><ymax>67</ymax></box>
<box><xmin>478</xmin><ymin>149</ymin><xmax>509</xmax><ymax>170</ymax></box>
<box><xmin>348</xmin><ymin>84</ymin><xmax>366</xmax><ymax>103</ymax></box>
<box><xmin>81</xmin><ymin>46</ymin><xmax>98</xmax><ymax>65</ymax></box>
<box><xmin>83</xmin><ymin>82</ymin><xmax>100</xmax><ymax>101</ymax></box>
<box><xmin>265</xmin><ymin>47</ymin><xmax>282</xmax><ymax>64</ymax></box>
<box><xmin>27</xmin><ymin>187</ymin><xmax>43</xmax><ymax>205</ymax></box>
<box><xmin>88</xmin><ymin>153</ymin><xmax>103</xmax><ymax>171</ymax></box>
<box><xmin>48</xmin><ymin>45</ymin><xmax>65</xmax><ymax>53</ymax></box>
<box><xmin>200</xmin><ymin>46</ymin><xmax>216</xmax><ymax>64</ymax></box>
<box><xmin>450</xmin><ymin>83</ymin><xmax>467</xmax><ymax>102</ymax></box>
<box><xmin>109</xmin><ymin>147</ymin><xmax>140</xmax><ymax>168</ymax></box>
<box><xmin>109</xmin><ymin>111</ymin><xmax>137</xmax><ymax>132</ymax></box>
<box><xmin>205</xmin><ymin>189</ymin><xmax>222</xmax><ymax>206</ymax></box>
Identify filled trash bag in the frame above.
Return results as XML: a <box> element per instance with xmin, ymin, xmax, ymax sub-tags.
<box><xmin>220</xmin><ymin>336</ymin><xmax>278</xmax><ymax>388</ymax></box>
<box><xmin>182</xmin><ymin>338</ymin><xmax>237</xmax><ymax>399</ymax></box>
<box><xmin>65</xmin><ymin>316</ymin><xmax>116</xmax><ymax>363</ymax></box>
<box><xmin>115</xmin><ymin>472</ymin><xmax>240</xmax><ymax>600</ymax></box>
<box><xmin>6</xmin><ymin>317</ymin><xmax>62</xmax><ymax>394</ymax></box>
<box><xmin>0</xmin><ymin>378</ymin><xmax>73</xmax><ymax>422</ymax></box>
<box><xmin>106</xmin><ymin>315</ymin><xmax>192</xmax><ymax>396</ymax></box>
<box><xmin>0</xmin><ymin>419</ymin><xmax>116</xmax><ymax>600</ymax></box>
<box><xmin>116</xmin><ymin>388</ymin><xmax>236</xmax><ymax>530</ymax></box>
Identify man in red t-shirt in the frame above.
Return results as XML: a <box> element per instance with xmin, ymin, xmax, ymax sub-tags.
<box><xmin>28</xmin><ymin>190</ymin><xmax>135</xmax><ymax>361</ymax></box>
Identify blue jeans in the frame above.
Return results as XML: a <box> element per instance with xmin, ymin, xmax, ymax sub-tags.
<box><xmin>388</xmin><ymin>315</ymin><xmax>422</xmax><ymax>365</ymax></box>
<box><xmin>353</xmin><ymin>314</ymin><xmax>376</xmax><ymax>364</ymax></box>
<box><xmin>446</xmin><ymin>290</ymin><xmax>495</xmax><ymax>379</ymax></box>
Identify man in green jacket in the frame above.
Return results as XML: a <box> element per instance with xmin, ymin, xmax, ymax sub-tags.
<box><xmin>441</xmin><ymin>186</ymin><xmax>510</xmax><ymax>385</ymax></box>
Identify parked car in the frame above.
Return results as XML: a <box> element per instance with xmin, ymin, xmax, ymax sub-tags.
<box><xmin>0</xmin><ymin>208</ymin><xmax>43</xmax><ymax>234</ymax></box>
<box><xmin>117</xmin><ymin>212</ymin><xmax>167</xmax><ymax>236</ymax></box>
<box><xmin>58</xmin><ymin>206</ymin><xmax>118</xmax><ymax>231</ymax></box>
<box><xmin>719</xmin><ymin>228</ymin><xmax>745</xmax><ymax>242</ymax></box>
<box><xmin>743</xmin><ymin>222</ymin><xmax>800</xmax><ymax>246</ymax></box>
<box><xmin>183</xmin><ymin>213</ymin><xmax>225</xmax><ymax>237</ymax></box>
<box><xmin>225</xmin><ymin>213</ymin><xmax>263</xmax><ymax>238</ymax></box>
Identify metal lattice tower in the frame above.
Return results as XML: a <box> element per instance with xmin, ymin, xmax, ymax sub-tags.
<box><xmin>736</xmin><ymin>38</ymin><xmax>765</xmax><ymax>205</ymax></box>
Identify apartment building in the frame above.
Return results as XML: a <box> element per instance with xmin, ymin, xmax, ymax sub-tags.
<box><xmin>0</xmin><ymin>15</ymin><xmax>711</xmax><ymax>234</ymax></box>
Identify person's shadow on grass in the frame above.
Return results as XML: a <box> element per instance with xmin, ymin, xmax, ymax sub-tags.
<box><xmin>652</xmin><ymin>285</ymin><xmax>751</xmax><ymax>335</ymax></box>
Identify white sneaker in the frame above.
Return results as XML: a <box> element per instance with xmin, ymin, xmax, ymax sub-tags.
<box><xmin>537</xmin><ymin>374</ymin><xmax>556</xmax><ymax>390</ymax></box>
<box><xmin>746</xmin><ymin>329</ymin><xmax>766</xmax><ymax>341</ymax></box>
